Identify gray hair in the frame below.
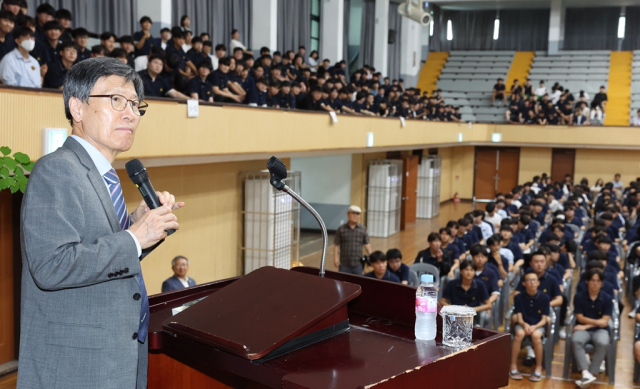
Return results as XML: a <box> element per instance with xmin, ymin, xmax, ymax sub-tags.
<box><xmin>171</xmin><ymin>255</ymin><xmax>189</xmax><ymax>267</ymax></box>
<box><xmin>63</xmin><ymin>57</ymin><xmax>145</xmax><ymax>125</ymax></box>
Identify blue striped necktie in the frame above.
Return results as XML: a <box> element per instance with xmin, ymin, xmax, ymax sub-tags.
<box><xmin>103</xmin><ymin>168</ymin><xmax>149</xmax><ymax>343</ymax></box>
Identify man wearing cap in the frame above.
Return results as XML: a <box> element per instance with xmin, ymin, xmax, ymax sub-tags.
<box><xmin>333</xmin><ymin>205</ymin><xmax>372</xmax><ymax>275</ymax></box>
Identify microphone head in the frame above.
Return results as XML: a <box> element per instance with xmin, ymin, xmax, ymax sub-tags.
<box><xmin>266</xmin><ymin>156</ymin><xmax>287</xmax><ymax>190</ymax></box>
<box><xmin>125</xmin><ymin>159</ymin><xmax>149</xmax><ymax>185</ymax></box>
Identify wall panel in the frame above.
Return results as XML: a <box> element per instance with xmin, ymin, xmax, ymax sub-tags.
<box><xmin>518</xmin><ymin>147</ymin><xmax>552</xmax><ymax>185</ymax></box>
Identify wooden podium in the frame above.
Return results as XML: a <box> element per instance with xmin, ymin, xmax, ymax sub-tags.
<box><xmin>148</xmin><ymin>267</ymin><xmax>510</xmax><ymax>388</ymax></box>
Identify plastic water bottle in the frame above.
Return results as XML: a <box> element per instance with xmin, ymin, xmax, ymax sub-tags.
<box><xmin>415</xmin><ymin>274</ymin><xmax>437</xmax><ymax>340</ymax></box>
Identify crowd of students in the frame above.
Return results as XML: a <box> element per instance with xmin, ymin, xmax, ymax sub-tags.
<box><xmin>0</xmin><ymin>0</ymin><xmax>463</xmax><ymax>121</ymax></box>
<box><xmin>492</xmin><ymin>78</ymin><xmax>609</xmax><ymax>126</ymax></box>
<box><xmin>362</xmin><ymin>172</ymin><xmax>640</xmax><ymax>387</ymax></box>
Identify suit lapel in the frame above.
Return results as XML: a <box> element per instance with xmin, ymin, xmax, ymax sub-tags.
<box><xmin>63</xmin><ymin>137</ymin><xmax>121</xmax><ymax>233</ymax></box>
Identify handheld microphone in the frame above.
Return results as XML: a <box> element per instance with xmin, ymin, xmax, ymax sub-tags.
<box><xmin>125</xmin><ymin>159</ymin><xmax>175</xmax><ymax>236</ymax></box>
<box><xmin>267</xmin><ymin>156</ymin><xmax>328</xmax><ymax>277</ymax></box>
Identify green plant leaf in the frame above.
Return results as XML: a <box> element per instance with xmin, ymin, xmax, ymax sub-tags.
<box><xmin>14</xmin><ymin>166</ymin><xmax>24</xmax><ymax>177</ymax></box>
<box><xmin>0</xmin><ymin>166</ymin><xmax>8</xmax><ymax>178</ymax></box>
<box><xmin>13</xmin><ymin>152</ymin><xmax>30</xmax><ymax>165</ymax></box>
<box><xmin>0</xmin><ymin>146</ymin><xmax>10</xmax><ymax>156</ymax></box>
<box><xmin>0</xmin><ymin>178</ymin><xmax>8</xmax><ymax>190</ymax></box>
<box><xmin>3</xmin><ymin>157</ymin><xmax>17</xmax><ymax>171</ymax></box>
<box><xmin>19</xmin><ymin>181</ymin><xmax>26</xmax><ymax>193</ymax></box>
<box><xmin>23</xmin><ymin>161</ymin><xmax>34</xmax><ymax>172</ymax></box>
<box><xmin>15</xmin><ymin>175</ymin><xmax>27</xmax><ymax>184</ymax></box>
<box><xmin>9</xmin><ymin>184</ymin><xmax>18</xmax><ymax>193</ymax></box>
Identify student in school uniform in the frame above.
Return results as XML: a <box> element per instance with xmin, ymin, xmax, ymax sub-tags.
<box><xmin>440</xmin><ymin>227</ymin><xmax>462</xmax><ymax>278</ymax></box>
<box><xmin>446</xmin><ymin>221</ymin><xmax>468</xmax><ymax>256</ymax></box>
<box><xmin>571</xmin><ymin>268</ymin><xmax>613</xmax><ymax>388</ymax></box>
<box><xmin>441</xmin><ymin>260</ymin><xmax>491</xmax><ymax>324</ymax></box>
<box><xmin>509</xmin><ymin>271</ymin><xmax>551</xmax><ymax>382</ymax></box>
<box><xmin>502</xmin><ymin>226</ymin><xmax>525</xmax><ymax>275</ymax></box>
<box><xmin>487</xmin><ymin>234</ymin><xmax>510</xmax><ymax>277</ymax></box>
<box><xmin>415</xmin><ymin>232</ymin><xmax>452</xmax><ymax>278</ymax></box>
<box><xmin>386</xmin><ymin>248</ymin><xmax>409</xmax><ymax>285</ymax></box>
<box><xmin>364</xmin><ymin>251</ymin><xmax>400</xmax><ymax>283</ymax></box>
<box><xmin>470</xmin><ymin>244</ymin><xmax>501</xmax><ymax>304</ymax></box>
<box><xmin>188</xmin><ymin>60</ymin><xmax>214</xmax><ymax>102</ymax></box>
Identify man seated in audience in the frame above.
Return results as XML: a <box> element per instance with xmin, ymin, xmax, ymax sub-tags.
<box><xmin>506</xmin><ymin>95</ymin><xmax>523</xmax><ymax>124</ymax></box>
<box><xmin>440</xmin><ymin>260</ymin><xmax>491</xmax><ymax>322</ymax></box>
<box><xmin>71</xmin><ymin>28</ymin><xmax>90</xmax><ymax>63</ymax></box>
<box><xmin>109</xmin><ymin>48</ymin><xmax>129</xmax><ymax>65</ymax></box>
<box><xmin>447</xmin><ymin>220</ymin><xmax>468</xmax><ymax>256</ymax></box>
<box><xmin>298</xmin><ymin>85</ymin><xmax>323</xmax><ymax>111</ymax></box>
<box><xmin>138</xmin><ymin>53</ymin><xmax>189</xmax><ymax>99</ymax></box>
<box><xmin>633</xmin><ymin>110</ymin><xmax>640</xmax><ymax>127</ymax></box>
<box><xmin>364</xmin><ymin>251</ymin><xmax>400</xmax><ymax>283</ymax></box>
<box><xmin>502</xmin><ymin>226</ymin><xmax>525</xmax><ymax>274</ymax></box>
<box><xmin>100</xmin><ymin>31</ymin><xmax>116</xmax><ymax>55</ymax></box>
<box><xmin>90</xmin><ymin>44</ymin><xmax>106</xmax><ymax>58</ymax></box>
<box><xmin>511</xmin><ymin>79</ymin><xmax>523</xmax><ymax>98</ymax></box>
<box><xmin>43</xmin><ymin>40</ymin><xmax>76</xmax><ymax>89</ymax></box>
<box><xmin>161</xmin><ymin>255</ymin><xmax>196</xmax><ymax>292</ymax></box>
<box><xmin>515</xmin><ymin>215</ymin><xmax>535</xmax><ymax>253</ymax></box>
<box><xmin>189</xmin><ymin>60</ymin><xmax>214</xmax><ymax>102</ymax></box>
<box><xmin>165</xmin><ymin>30</ymin><xmax>195</xmax><ymax>77</ymax></box>
<box><xmin>591</xmin><ymin>86</ymin><xmax>608</xmax><ymax>112</ymax></box>
<box><xmin>415</xmin><ymin>232</ymin><xmax>451</xmax><ymax>278</ymax></box>
<box><xmin>230</xmin><ymin>29</ymin><xmax>252</xmax><ymax>56</ymax></box>
<box><xmin>470</xmin><ymin>244</ymin><xmax>502</xmax><ymax>301</ymax></box>
<box><xmin>157</xmin><ymin>27</ymin><xmax>171</xmax><ymax>51</ymax></box>
<box><xmin>0</xmin><ymin>10</ymin><xmax>15</xmax><ymax>62</ymax></box>
<box><xmin>472</xmin><ymin>209</ymin><xmax>493</xmax><ymax>241</ymax></box>
<box><xmin>117</xmin><ymin>36</ymin><xmax>135</xmax><ymax>67</ymax></box>
<box><xmin>0</xmin><ymin>26</ymin><xmax>40</xmax><ymax>87</ymax></box>
<box><xmin>386</xmin><ymin>248</ymin><xmax>409</xmax><ymax>285</ymax></box>
<box><xmin>43</xmin><ymin>20</ymin><xmax>63</xmax><ymax>66</ymax></box>
<box><xmin>34</xmin><ymin>3</ymin><xmax>54</xmax><ymax>43</ymax></box>
<box><xmin>440</xmin><ymin>227</ymin><xmax>462</xmax><ymax>278</ymax></box>
<box><xmin>546</xmin><ymin>244</ymin><xmax>571</xmax><ymax>281</ymax></box>
<box><xmin>573</xmin><ymin>102</ymin><xmax>588</xmax><ymax>126</ymax></box>
<box><xmin>509</xmin><ymin>271</ymin><xmax>550</xmax><ymax>382</ymax></box>
<box><xmin>186</xmin><ymin>36</ymin><xmax>205</xmax><ymax>67</ymax></box>
<box><xmin>571</xmin><ymin>268</ymin><xmax>613</xmax><ymax>388</ymax></box>
<box><xmin>485</xmin><ymin>202</ymin><xmax>502</xmax><ymax>231</ymax></box>
<box><xmin>54</xmin><ymin>9</ymin><xmax>73</xmax><ymax>43</ymax></box>
<box><xmin>577</xmin><ymin>260</ymin><xmax>616</xmax><ymax>298</ymax></box>
<box><xmin>556</xmin><ymin>101</ymin><xmax>574</xmax><ymax>125</ymax></box>
<box><xmin>133</xmin><ymin>16</ymin><xmax>154</xmax><ymax>58</ymax></box>
<box><xmin>492</xmin><ymin>78</ymin><xmax>507</xmax><ymax>105</ymax></box>
<box><xmin>487</xmin><ymin>235</ymin><xmax>510</xmax><ymax>277</ymax></box>
<box><xmin>534</xmin><ymin>81</ymin><xmax>547</xmax><ymax>100</ymax></box>
<box><xmin>207</xmin><ymin>57</ymin><xmax>243</xmax><ymax>103</ymax></box>
<box><xmin>266</xmin><ymin>80</ymin><xmax>280</xmax><ymax>107</ymax></box>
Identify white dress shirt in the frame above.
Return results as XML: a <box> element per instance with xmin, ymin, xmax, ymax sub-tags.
<box><xmin>0</xmin><ymin>48</ymin><xmax>41</xmax><ymax>87</ymax></box>
<box><xmin>70</xmin><ymin>135</ymin><xmax>142</xmax><ymax>256</ymax></box>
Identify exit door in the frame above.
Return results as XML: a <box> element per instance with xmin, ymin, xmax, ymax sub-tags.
<box><xmin>474</xmin><ymin>148</ymin><xmax>520</xmax><ymax>201</ymax></box>
<box><xmin>400</xmin><ymin>155</ymin><xmax>419</xmax><ymax>230</ymax></box>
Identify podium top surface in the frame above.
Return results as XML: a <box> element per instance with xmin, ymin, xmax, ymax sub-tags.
<box><xmin>163</xmin><ymin>266</ymin><xmax>361</xmax><ymax>360</ymax></box>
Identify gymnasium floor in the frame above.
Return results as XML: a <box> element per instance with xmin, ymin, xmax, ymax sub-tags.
<box><xmin>1</xmin><ymin>201</ymin><xmax>637</xmax><ymax>388</ymax></box>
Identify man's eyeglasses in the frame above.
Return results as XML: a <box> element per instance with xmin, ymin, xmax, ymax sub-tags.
<box><xmin>89</xmin><ymin>94</ymin><xmax>148</xmax><ymax>116</ymax></box>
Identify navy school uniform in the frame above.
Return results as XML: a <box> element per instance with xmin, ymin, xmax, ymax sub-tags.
<box><xmin>511</xmin><ymin>233</ymin><xmax>522</xmax><ymax>245</ymax></box>
<box><xmin>487</xmin><ymin>254</ymin><xmax>509</xmax><ymax>278</ymax></box>
<box><xmin>133</xmin><ymin>31</ymin><xmax>154</xmax><ymax>57</ymax></box>
<box><xmin>443</xmin><ymin>279</ymin><xmax>489</xmax><ymax>307</ymax></box>
<box><xmin>516</xmin><ymin>270</ymin><xmax>562</xmax><ymax>301</ymax></box>
<box><xmin>453</xmin><ymin>236</ymin><xmax>468</xmax><ymax>254</ymax></box>
<box><xmin>44</xmin><ymin>40</ymin><xmax>62</xmax><ymax>66</ymax></box>
<box><xmin>207</xmin><ymin>69</ymin><xmax>229</xmax><ymax>91</ymax></box>
<box><xmin>579</xmin><ymin>267</ymin><xmax>619</xmax><ymax>290</ymax></box>
<box><xmin>472</xmin><ymin>225</ymin><xmax>483</xmax><ymax>242</ymax></box>
<box><xmin>507</xmin><ymin>203</ymin><xmax>519</xmax><ymax>216</ymax></box>
<box><xmin>506</xmin><ymin>239</ymin><xmax>524</xmax><ymax>261</ymax></box>
<box><xmin>568</xmin><ymin>217</ymin><xmax>583</xmax><ymax>228</ymax></box>
<box><xmin>513</xmin><ymin>291</ymin><xmax>551</xmax><ymax>327</ymax></box>
<box><xmin>0</xmin><ymin>33</ymin><xmax>14</xmax><ymax>62</ymax></box>
<box><xmin>75</xmin><ymin>47</ymin><xmax>91</xmax><ymax>63</ymax></box>
<box><xmin>186</xmin><ymin>48</ymin><xmax>205</xmax><ymax>67</ymax></box>
<box><xmin>414</xmin><ymin>248</ymin><xmax>452</xmax><ymax>276</ymax></box>
<box><xmin>390</xmin><ymin>263</ymin><xmax>410</xmax><ymax>283</ymax></box>
<box><xmin>606</xmin><ymin>225</ymin><xmax>619</xmax><ymax>242</ymax></box>
<box><xmin>518</xmin><ymin>228</ymin><xmax>534</xmax><ymax>244</ymax></box>
<box><xmin>255</xmin><ymin>89</ymin><xmax>268</xmax><ymax>106</ymax></box>
<box><xmin>278</xmin><ymin>92</ymin><xmax>296</xmax><ymax>109</ymax></box>
<box><xmin>241</xmin><ymin>76</ymin><xmax>258</xmax><ymax>104</ymax></box>
<box><xmin>30</xmin><ymin>39</ymin><xmax>49</xmax><ymax>66</ymax></box>
<box><xmin>42</xmin><ymin>59</ymin><xmax>69</xmax><ymax>89</ymax></box>
<box><xmin>475</xmin><ymin>265</ymin><xmax>500</xmax><ymax>295</ymax></box>
<box><xmin>188</xmin><ymin>76</ymin><xmax>214</xmax><ymax>101</ymax></box>
<box><xmin>461</xmin><ymin>232</ymin><xmax>476</xmax><ymax>248</ymax></box>
<box><xmin>558</xmin><ymin>252</ymin><xmax>570</xmax><ymax>269</ymax></box>
<box><xmin>266</xmin><ymin>93</ymin><xmax>279</xmax><ymax>107</ymax></box>
<box><xmin>546</xmin><ymin>265</ymin><xmax>563</xmax><ymax>285</ymax></box>
<box><xmin>573</xmin><ymin>290</ymin><xmax>613</xmax><ymax>332</ymax></box>
<box><xmin>138</xmin><ymin>70</ymin><xmax>172</xmax><ymax>98</ymax></box>
<box><xmin>364</xmin><ymin>269</ymin><xmax>400</xmax><ymax>283</ymax></box>
<box><xmin>441</xmin><ymin>243</ymin><xmax>460</xmax><ymax>263</ymax></box>
<box><xmin>165</xmin><ymin>44</ymin><xmax>187</xmax><ymax>71</ymax></box>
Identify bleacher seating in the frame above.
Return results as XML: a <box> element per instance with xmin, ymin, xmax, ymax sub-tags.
<box><xmin>629</xmin><ymin>50</ymin><xmax>640</xmax><ymax>123</ymax></box>
<box><xmin>437</xmin><ymin>51</ymin><xmax>515</xmax><ymax>123</ymax></box>
<box><xmin>529</xmin><ymin>50</ymin><xmax>610</xmax><ymax>99</ymax></box>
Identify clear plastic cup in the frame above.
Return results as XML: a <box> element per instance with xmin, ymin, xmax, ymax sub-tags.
<box><xmin>439</xmin><ymin>305</ymin><xmax>476</xmax><ymax>348</ymax></box>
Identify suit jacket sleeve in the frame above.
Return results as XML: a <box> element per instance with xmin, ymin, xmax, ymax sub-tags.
<box><xmin>22</xmin><ymin>156</ymin><xmax>141</xmax><ymax>291</ymax></box>
<box><xmin>161</xmin><ymin>280</ymin><xmax>171</xmax><ymax>293</ymax></box>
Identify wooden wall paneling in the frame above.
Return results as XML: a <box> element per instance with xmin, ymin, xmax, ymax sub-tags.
<box><xmin>0</xmin><ymin>190</ymin><xmax>14</xmax><ymax>364</ymax></box>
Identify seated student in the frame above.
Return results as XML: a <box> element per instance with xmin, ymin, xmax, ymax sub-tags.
<box><xmin>495</xmin><ymin>199</ymin><xmax>509</xmax><ymax>219</ymax></box>
<box><xmin>545</xmin><ymin>233</ymin><xmax>573</xmax><ymax>269</ymax></box>
<box><xmin>72</xmin><ymin>27</ymin><xmax>90</xmax><ymax>63</ymax></box>
<box><xmin>564</xmin><ymin>204</ymin><xmax>584</xmax><ymax>230</ymax></box>
<box><xmin>253</xmin><ymin>77</ymin><xmax>269</xmax><ymax>107</ymax></box>
<box><xmin>586</xmin><ymin>250</ymin><xmax>620</xmax><ymax>296</ymax></box>
<box><xmin>265</xmin><ymin>81</ymin><xmax>280</xmax><ymax>107</ymax></box>
<box><xmin>90</xmin><ymin>44</ymin><xmax>107</xmax><ymax>58</ymax></box>
<box><xmin>504</xmin><ymin>193</ymin><xmax>519</xmax><ymax>217</ymax></box>
<box><xmin>441</xmin><ymin>260</ymin><xmax>491</xmax><ymax>323</ymax></box>
<box><xmin>42</xmin><ymin>40</ymin><xmax>76</xmax><ymax>89</ymax></box>
<box><xmin>572</xmin><ymin>268</ymin><xmax>613</xmax><ymax>388</ymax></box>
<box><xmin>364</xmin><ymin>251</ymin><xmax>400</xmax><ymax>283</ymax></box>
<box><xmin>484</xmin><ymin>202</ymin><xmax>503</xmax><ymax>231</ymax></box>
<box><xmin>0</xmin><ymin>26</ymin><xmax>40</xmax><ymax>87</ymax></box>
<box><xmin>457</xmin><ymin>217</ymin><xmax>478</xmax><ymax>249</ymax></box>
<box><xmin>446</xmin><ymin>221</ymin><xmax>468</xmax><ymax>257</ymax></box>
<box><xmin>386</xmin><ymin>248</ymin><xmax>409</xmax><ymax>285</ymax></box>
<box><xmin>472</xmin><ymin>209</ymin><xmax>494</xmax><ymax>241</ymax></box>
<box><xmin>487</xmin><ymin>234</ymin><xmax>510</xmax><ymax>277</ymax></box>
<box><xmin>161</xmin><ymin>255</ymin><xmax>197</xmax><ymax>292</ymax></box>
<box><xmin>515</xmin><ymin>252</ymin><xmax>562</xmax><ymax>308</ymax></box>
<box><xmin>415</xmin><ymin>232</ymin><xmax>452</xmax><ymax>277</ymax></box>
<box><xmin>186</xmin><ymin>36</ymin><xmax>205</xmax><ymax>67</ymax></box>
<box><xmin>509</xmin><ymin>271</ymin><xmax>551</xmax><ymax>382</ymax></box>
<box><xmin>133</xmin><ymin>16</ymin><xmax>154</xmax><ymax>58</ymax></box>
<box><xmin>546</xmin><ymin>244</ymin><xmax>571</xmax><ymax>281</ymax></box>
<box><xmin>501</xmin><ymin>226</ymin><xmax>525</xmax><ymax>274</ymax></box>
<box><xmin>189</xmin><ymin>60</ymin><xmax>214</xmax><ymax>102</ymax></box>
<box><xmin>0</xmin><ymin>10</ymin><xmax>16</xmax><ymax>63</ymax></box>
<box><xmin>439</xmin><ymin>227</ymin><xmax>462</xmax><ymax>278</ymax></box>
<box><xmin>470</xmin><ymin>244</ymin><xmax>501</xmax><ymax>302</ymax></box>
<box><xmin>492</xmin><ymin>78</ymin><xmax>507</xmax><ymax>105</ymax></box>
<box><xmin>515</xmin><ymin>215</ymin><xmax>535</xmax><ymax>253</ymax></box>
<box><xmin>138</xmin><ymin>53</ymin><xmax>189</xmax><ymax>99</ymax></box>
<box><xmin>595</xmin><ymin>235</ymin><xmax>621</xmax><ymax>274</ymax></box>
<box><xmin>598</xmin><ymin>212</ymin><xmax>619</xmax><ymax>243</ymax></box>
<box><xmin>207</xmin><ymin>57</ymin><xmax>243</xmax><ymax>103</ymax></box>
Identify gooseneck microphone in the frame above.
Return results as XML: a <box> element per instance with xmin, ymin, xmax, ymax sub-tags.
<box><xmin>125</xmin><ymin>159</ymin><xmax>175</xmax><ymax>236</ymax></box>
<box><xmin>267</xmin><ymin>156</ymin><xmax>327</xmax><ymax>277</ymax></box>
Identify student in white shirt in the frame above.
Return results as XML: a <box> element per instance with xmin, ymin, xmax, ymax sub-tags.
<box><xmin>534</xmin><ymin>81</ymin><xmax>547</xmax><ymax>100</ymax></box>
<box><xmin>633</xmin><ymin>109</ymin><xmax>640</xmax><ymax>127</ymax></box>
<box><xmin>485</xmin><ymin>202</ymin><xmax>503</xmax><ymax>231</ymax></box>
<box><xmin>0</xmin><ymin>27</ymin><xmax>40</xmax><ymax>87</ymax></box>
<box><xmin>230</xmin><ymin>29</ymin><xmax>253</xmax><ymax>56</ymax></box>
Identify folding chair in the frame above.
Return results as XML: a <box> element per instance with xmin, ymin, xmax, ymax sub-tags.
<box><xmin>634</xmin><ymin>323</ymin><xmax>640</xmax><ymax>383</ymax></box>
<box><xmin>409</xmin><ymin>263</ymin><xmax>440</xmax><ymax>298</ymax></box>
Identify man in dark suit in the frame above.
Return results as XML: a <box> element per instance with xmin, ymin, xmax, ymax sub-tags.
<box><xmin>162</xmin><ymin>255</ymin><xmax>196</xmax><ymax>292</ymax></box>
<box><xmin>18</xmin><ymin>57</ymin><xmax>184</xmax><ymax>389</ymax></box>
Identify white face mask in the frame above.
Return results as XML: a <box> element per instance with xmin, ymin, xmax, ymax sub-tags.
<box><xmin>21</xmin><ymin>39</ymin><xmax>35</xmax><ymax>52</ymax></box>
